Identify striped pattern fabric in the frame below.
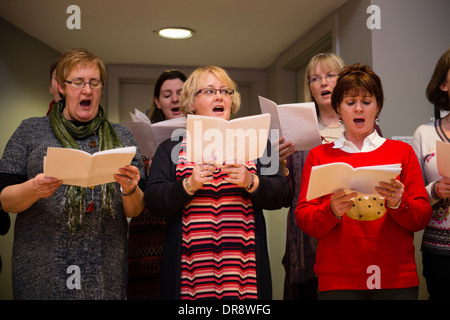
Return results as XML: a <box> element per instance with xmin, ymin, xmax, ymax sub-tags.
<box><xmin>176</xmin><ymin>141</ymin><xmax>258</xmax><ymax>299</ymax></box>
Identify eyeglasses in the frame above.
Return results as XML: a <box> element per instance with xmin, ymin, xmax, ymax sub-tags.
<box><xmin>65</xmin><ymin>79</ymin><xmax>104</xmax><ymax>89</ymax></box>
<box><xmin>195</xmin><ymin>88</ymin><xmax>234</xmax><ymax>96</ymax></box>
<box><xmin>308</xmin><ymin>74</ymin><xmax>339</xmax><ymax>85</ymax></box>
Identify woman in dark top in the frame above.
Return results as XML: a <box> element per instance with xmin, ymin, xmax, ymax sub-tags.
<box><xmin>145</xmin><ymin>65</ymin><xmax>290</xmax><ymax>299</ymax></box>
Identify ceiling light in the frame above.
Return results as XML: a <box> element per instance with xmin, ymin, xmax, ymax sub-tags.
<box><xmin>155</xmin><ymin>27</ymin><xmax>195</xmax><ymax>39</ymax></box>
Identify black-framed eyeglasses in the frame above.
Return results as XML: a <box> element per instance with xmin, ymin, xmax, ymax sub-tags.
<box><xmin>195</xmin><ymin>88</ymin><xmax>234</xmax><ymax>96</ymax></box>
<box><xmin>65</xmin><ymin>79</ymin><xmax>104</xmax><ymax>89</ymax></box>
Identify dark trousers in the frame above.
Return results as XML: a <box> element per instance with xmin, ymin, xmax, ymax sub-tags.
<box><xmin>422</xmin><ymin>251</ymin><xmax>450</xmax><ymax>300</ymax></box>
<box><xmin>319</xmin><ymin>286</ymin><xmax>418</xmax><ymax>300</ymax></box>
<box><xmin>283</xmin><ymin>276</ymin><xmax>318</xmax><ymax>300</ymax></box>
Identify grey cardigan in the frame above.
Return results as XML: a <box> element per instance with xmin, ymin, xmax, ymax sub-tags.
<box><xmin>0</xmin><ymin>116</ymin><xmax>144</xmax><ymax>299</ymax></box>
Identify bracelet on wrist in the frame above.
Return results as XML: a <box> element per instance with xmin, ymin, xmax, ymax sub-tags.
<box><xmin>332</xmin><ymin>211</ymin><xmax>342</xmax><ymax>220</ymax></box>
<box><xmin>120</xmin><ymin>185</ymin><xmax>137</xmax><ymax>196</ymax></box>
<box><xmin>245</xmin><ymin>173</ymin><xmax>255</xmax><ymax>191</ymax></box>
<box><xmin>431</xmin><ymin>181</ymin><xmax>442</xmax><ymax>200</ymax></box>
<box><xmin>184</xmin><ymin>177</ymin><xmax>195</xmax><ymax>194</ymax></box>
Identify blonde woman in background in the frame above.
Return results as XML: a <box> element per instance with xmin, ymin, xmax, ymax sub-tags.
<box><xmin>281</xmin><ymin>53</ymin><xmax>346</xmax><ymax>300</ymax></box>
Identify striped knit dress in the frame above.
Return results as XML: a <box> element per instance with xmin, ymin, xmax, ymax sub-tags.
<box><xmin>176</xmin><ymin>142</ymin><xmax>258</xmax><ymax>299</ymax></box>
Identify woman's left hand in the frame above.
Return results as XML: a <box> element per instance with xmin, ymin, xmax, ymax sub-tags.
<box><xmin>375</xmin><ymin>179</ymin><xmax>404</xmax><ymax>208</ymax></box>
<box><xmin>114</xmin><ymin>165</ymin><xmax>140</xmax><ymax>194</ymax></box>
<box><xmin>221</xmin><ymin>164</ymin><xmax>254</xmax><ymax>189</ymax></box>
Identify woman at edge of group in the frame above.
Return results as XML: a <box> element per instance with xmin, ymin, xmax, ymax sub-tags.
<box><xmin>127</xmin><ymin>69</ymin><xmax>187</xmax><ymax>300</ymax></box>
<box><xmin>411</xmin><ymin>48</ymin><xmax>450</xmax><ymax>300</ymax></box>
<box><xmin>144</xmin><ymin>65</ymin><xmax>290</xmax><ymax>300</ymax></box>
<box><xmin>281</xmin><ymin>53</ymin><xmax>345</xmax><ymax>300</ymax></box>
<box><xmin>295</xmin><ymin>63</ymin><xmax>432</xmax><ymax>300</ymax></box>
<box><xmin>0</xmin><ymin>48</ymin><xmax>145</xmax><ymax>299</ymax></box>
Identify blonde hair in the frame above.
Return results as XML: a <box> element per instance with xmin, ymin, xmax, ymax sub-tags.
<box><xmin>181</xmin><ymin>66</ymin><xmax>241</xmax><ymax>115</ymax></box>
<box><xmin>304</xmin><ymin>53</ymin><xmax>345</xmax><ymax>103</ymax></box>
<box><xmin>56</xmin><ymin>48</ymin><xmax>106</xmax><ymax>89</ymax></box>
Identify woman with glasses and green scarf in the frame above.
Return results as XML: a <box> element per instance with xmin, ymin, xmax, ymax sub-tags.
<box><xmin>0</xmin><ymin>48</ymin><xmax>145</xmax><ymax>299</ymax></box>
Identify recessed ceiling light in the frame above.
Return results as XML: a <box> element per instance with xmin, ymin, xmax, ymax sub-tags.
<box><xmin>154</xmin><ymin>27</ymin><xmax>195</xmax><ymax>39</ymax></box>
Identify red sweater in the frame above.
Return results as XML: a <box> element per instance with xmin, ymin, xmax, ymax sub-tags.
<box><xmin>295</xmin><ymin>139</ymin><xmax>432</xmax><ymax>292</ymax></box>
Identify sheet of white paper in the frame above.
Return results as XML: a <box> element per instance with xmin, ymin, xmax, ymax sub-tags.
<box><xmin>277</xmin><ymin>104</ymin><xmax>322</xmax><ymax>150</ymax></box>
<box><xmin>124</xmin><ymin>122</ymin><xmax>157</xmax><ymax>159</ymax></box>
<box><xmin>306</xmin><ymin>162</ymin><xmax>401</xmax><ymax>201</ymax></box>
<box><xmin>151</xmin><ymin>117</ymin><xmax>186</xmax><ymax>145</ymax></box>
<box><xmin>258</xmin><ymin>96</ymin><xmax>322</xmax><ymax>151</ymax></box>
<box><xmin>125</xmin><ymin>112</ymin><xmax>186</xmax><ymax>159</ymax></box>
<box><xmin>44</xmin><ymin>146</ymin><xmax>136</xmax><ymax>187</ymax></box>
<box><xmin>129</xmin><ymin>108</ymin><xmax>151</xmax><ymax>124</ymax></box>
<box><xmin>186</xmin><ymin>114</ymin><xmax>270</xmax><ymax>165</ymax></box>
<box><xmin>258</xmin><ymin>96</ymin><xmax>281</xmax><ymax>131</ymax></box>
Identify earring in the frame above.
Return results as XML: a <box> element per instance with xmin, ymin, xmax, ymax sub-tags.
<box><xmin>338</xmin><ymin>115</ymin><xmax>344</xmax><ymax>125</ymax></box>
<box><xmin>375</xmin><ymin>115</ymin><xmax>380</xmax><ymax>125</ymax></box>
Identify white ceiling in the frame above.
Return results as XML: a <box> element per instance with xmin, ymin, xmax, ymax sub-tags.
<box><xmin>0</xmin><ymin>0</ymin><xmax>347</xmax><ymax>69</ymax></box>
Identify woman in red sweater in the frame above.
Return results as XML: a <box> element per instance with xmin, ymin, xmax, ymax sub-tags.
<box><xmin>295</xmin><ymin>64</ymin><xmax>432</xmax><ymax>300</ymax></box>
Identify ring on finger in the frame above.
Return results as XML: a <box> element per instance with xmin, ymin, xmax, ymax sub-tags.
<box><xmin>391</xmin><ymin>191</ymin><xmax>395</xmax><ymax>197</ymax></box>
<box><xmin>201</xmin><ymin>172</ymin><xmax>204</xmax><ymax>178</ymax></box>
<box><xmin>127</xmin><ymin>179</ymin><xmax>133</xmax><ymax>185</ymax></box>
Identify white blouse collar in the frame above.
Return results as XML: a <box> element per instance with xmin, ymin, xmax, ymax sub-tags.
<box><xmin>333</xmin><ymin>130</ymin><xmax>386</xmax><ymax>153</ymax></box>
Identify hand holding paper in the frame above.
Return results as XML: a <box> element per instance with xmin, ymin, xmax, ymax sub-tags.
<box><xmin>306</xmin><ymin>162</ymin><xmax>402</xmax><ymax>201</ymax></box>
<box><xmin>258</xmin><ymin>96</ymin><xmax>322</xmax><ymax>151</ymax></box>
<box><xmin>125</xmin><ymin>109</ymin><xmax>186</xmax><ymax>159</ymax></box>
<box><xmin>44</xmin><ymin>146</ymin><xmax>136</xmax><ymax>187</ymax></box>
<box><xmin>186</xmin><ymin>114</ymin><xmax>271</xmax><ymax>166</ymax></box>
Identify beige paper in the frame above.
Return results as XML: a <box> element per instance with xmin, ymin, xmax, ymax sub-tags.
<box><xmin>186</xmin><ymin>114</ymin><xmax>271</xmax><ymax>165</ymax></box>
<box><xmin>306</xmin><ymin>162</ymin><xmax>402</xmax><ymax>201</ymax></box>
<box><xmin>125</xmin><ymin>109</ymin><xmax>186</xmax><ymax>158</ymax></box>
<box><xmin>258</xmin><ymin>96</ymin><xmax>322</xmax><ymax>151</ymax></box>
<box><xmin>436</xmin><ymin>140</ymin><xmax>450</xmax><ymax>178</ymax></box>
<box><xmin>43</xmin><ymin>146</ymin><xmax>136</xmax><ymax>187</ymax></box>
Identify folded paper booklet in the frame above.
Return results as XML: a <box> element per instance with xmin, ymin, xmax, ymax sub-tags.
<box><xmin>43</xmin><ymin>146</ymin><xmax>136</xmax><ymax>187</ymax></box>
<box><xmin>306</xmin><ymin>162</ymin><xmax>402</xmax><ymax>201</ymax></box>
<box><xmin>436</xmin><ymin>140</ymin><xmax>450</xmax><ymax>178</ymax></box>
<box><xmin>258</xmin><ymin>96</ymin><xmax>322</xmax><ymax>151</ymax></box>
<box><xmin>186</xmin><ymin>113</ymin><xmax>271</xmax><ymax>165</ymax></box>
<box><xmin>125</xmin><ymin>109</ymin><xmax>186</xmax><ymax>159</ymax></box>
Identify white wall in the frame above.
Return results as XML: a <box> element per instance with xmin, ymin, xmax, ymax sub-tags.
<box><xmin>371</xmin><ymin>0</ymin><xmax>449</xmax><ymax>138</ymax></box>
<box><xmin>0</xmin><ymin>17</ymin><xmax>61</xmax><ymax>299</ymax></box>
<box><xmin>370</xmin><ymin>0</ymin><xmax>449</xmax><ymax>300</ymax></box>
<box><xmin>264</xmin><ymin>0</ymin><xmax>449</xmax><ymax>300</ymax></box>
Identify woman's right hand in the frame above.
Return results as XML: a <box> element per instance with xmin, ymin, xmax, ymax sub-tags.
<box><xmin>278</xmin><ymin>137</ymin><xmax>296</xmax><ymax>162</ymax></box>
<box><xmin>32</xmin><ymin>173</ymin><xmax>63</xmax><ymax>198</ymax></box>
<box><xmin>184</xmin><ymin>163</ymin><xmax>217</xmax><ymax>195</ymax></box>
<box><xmin>1</xmin><ymin>173</ymin><xmax>63</xmax><ymax>213</ymax></box>
<box><xmin>435</xmin><ymin>177</ymin><xmax>450</xmax><ymax>199</ymax></box>
<box><xmin>330</xmin><ymin>190</ymin><xmax>358</xmax><ymax>218</ymax></box>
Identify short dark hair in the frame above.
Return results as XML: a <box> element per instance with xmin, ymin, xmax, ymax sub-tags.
<box><xmin>331</xmin><ymin>63</ymin><xmax>384</xmax><ymax>114</ymax></box>
<box><xmin>426</xmin><ymin>48</ymin><xmax>450</xmax><ymax>111</ymax></box>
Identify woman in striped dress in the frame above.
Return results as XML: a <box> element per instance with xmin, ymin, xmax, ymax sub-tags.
<box><xmin>144</xmin><ymin>66</ymin><xmax>290</xmax><ymax>299</ymax></box>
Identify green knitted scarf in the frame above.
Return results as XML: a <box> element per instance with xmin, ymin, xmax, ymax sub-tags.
<box><xmin>49</xmin><ymin>100</ymin><xmax>123</xmax><ymax>233</ymax></box>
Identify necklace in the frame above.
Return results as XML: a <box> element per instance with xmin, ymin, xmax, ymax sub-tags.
<box><xmin>318</xmin><ymin>118</ymin><xmax>342</xmax><ymax>128</ymax></box>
